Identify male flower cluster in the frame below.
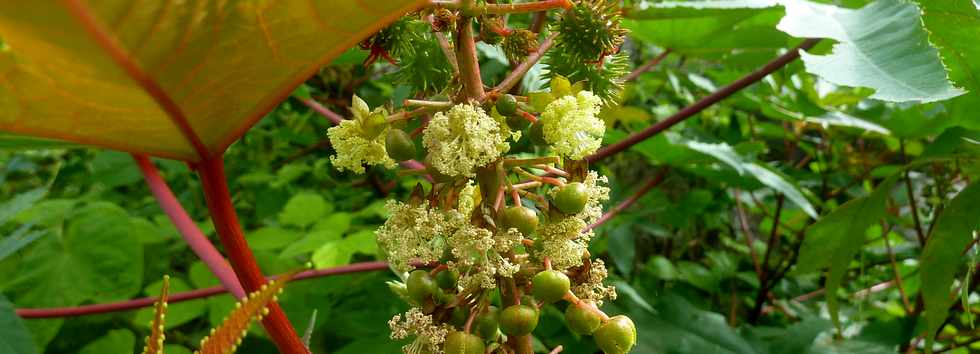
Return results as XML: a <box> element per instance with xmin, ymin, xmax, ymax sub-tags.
<box><xmin>539</xmin><ymin>90</ymin><xmax>605</xmax><ymax>160</ymax></box>
<box><xmin>326</xmin><ymin>95</ymin><xmax>397</xmax><ymax>173</ymax></box>
<box><xmin>422</xmin><ymin>103</ymin><xmax>510</xmax><ymax>178</ymax></box>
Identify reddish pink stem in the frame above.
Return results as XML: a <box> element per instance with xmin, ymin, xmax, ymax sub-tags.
<box><xmin>585</xmin><ymin>169</ymin><xmax>668</xmax><ymax>232</ymax></box>
<box><xmin>301</xmin><ymin>98</ymin><xmax>344</xmax><ymax>125</ymax></box>
<box><xmin>132</xmin><ymin>154</ymin><xmax>246</xmax><ymax>299</ymax></box>
<box><xmin>16</xmin><ymin>261</ymin><xmax>391</xmax><ymax>318</ymax></box>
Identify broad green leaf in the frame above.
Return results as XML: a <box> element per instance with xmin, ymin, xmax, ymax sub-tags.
<box><xmin>0</xmin><ymin>1</ymin><xmax>425</xmax><ymax>161</ymax></box>
<box><xmin>776</xmin><ymin>0</ymin><xmax>965</xmax><ymax>103</ymax></box>
<box><xmin>608</xmin><ymin>224</ymin><xmax>637</xmax><ymax>276</ymax></box>
<box><xmin>278</xmin><ymin>193</ymin><xmax>331</xmax><ymax>228</ymax></box>
<box><xmin>280</xmin><ymin>229</ymin><xmax>343</xmax><ymax>259</ymax></box>
<box><xmin>0</xmin><ymin>294</ymin><xmax>37</xmax><ymax>354</ymax></box>
<box><xmin>804</xmin><ymin>112</ymin><xmax>889</xmax><ymax>135</ymax></box>
<box><xmin>343</xmin><ymin>229</ymin><xmax>378</xmax><ymax>256</ymax></box>
<box><xmin>78</xmin><ymin>329</ymin><xmax>134</xmax><ymax>354</ymax></box>
<box><xmin>247</xmin><ymin>226</ymin><xmax>303</xmax><ymax>250</ymax></box>
<box><xmin>914</xmin><ymin>0</ymin><xmax>980</xmax><ymax>131</ymax></box>
<box><xmin>795</xmin><ymin>176</ymin><xmax>897</xmax><ymax>331</ymax></box>
<box><xmin>13</xmin><ymin>202</ymin><xmax>142</xmax><ymax>348</ymax></box>
<box><xmin>684</xmin><ymin>140</ymin><xmax>818</xmax><ymax>218</ymax></box>
<box><xmin>631</xmin><ymin>294</ymin><xmax>759</xmax><ymax>354</ymax></box>
<box><xmin>919</xmin><ymin>182</ymin><xmax>980</xmax><ymax>348</ymax></box>
<box><xmin>0</xmin><ymin>224</ymin><xmax>45</xmax><ymax>262</ymax></box>
<box><xmin>625</xmin><ymin>0</ymin><xmax>788</xmax><ymax>63</ymax></box>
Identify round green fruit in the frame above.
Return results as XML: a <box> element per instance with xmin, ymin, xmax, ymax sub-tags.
<box><xmin>552</xmin><ymin>182</ymin><xmax>589</xmax><ymax>214</ymax></box>
<box><xmin>436</xmin><ymin>269</ymin><xmax>458</xmax><ymax>290</ymax></box>
<box><xmin>476</xmin><ymin>306</ymin><xmax>500</xmax><ymax>340</ymax></box>
<box><xmin>450</xmin><ymin>306</ymin><xmax>470</xmax><ymax>328</ymax></box>
<box><xmin>499</xmin><ymin>206</ymin><xmax>538</xmax><ymax>236</ymax></box>
<box><xmin>532</xmin><ymin>270</ymin><xmax>570</xmax><ymax>303</ymax></box>
<box><xmin>565</xmin><ymin>303</ymin><xmax>602</xmax><ymax>335</ymax></box>
<box><xmin>385</xmin><ymin>129</ymin><xmax>416</xmax><ymax>161</ymax></box>
<box><xmin>406</xmin><ymin>270</ymin><xmax>436</xmax><ymax>303</ymax></box>
<box><xmin>444</xmin><ymin>332</ymin><xmax>485</xmax><ymax>354</ymax></box>
<box><xmin>594</xmin><ymin>315</ymin><xmax>637</xmax><ymax>354</ymax></box>
<box><xmin>496</xmin><ymin>94</ymin><xmax>519</xmax><ymax>116</ymax></box>
<box><xmin>499</xmin><ymin>304</ymin><xmax>539</xmax><ymax>336</ymax></box>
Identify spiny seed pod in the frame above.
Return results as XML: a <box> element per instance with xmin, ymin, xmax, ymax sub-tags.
<box><xmin>386</xmin><ymin>129</ymin><xmax>416</xmax><ymax>161</ymax></box>
<box><xmin>479</xmin><ymin>15</ymin><xmax>506</xmax><ymax>45</ymax></box>
<box><xmin>436</xmin><ymin>269</ymin><xmax>458</xmax><ymax>290</ymax></box>
<box><xmin>500</xmin><ymin>304</ymin><xmax>539</xmax><ymax>336</ymax></box>
<box><xmin>500</xmin><ymin>206</ymin><xmax>538</xmax><ymax>236</ymax></box>
<box><xmin>476</xmin><ymin>306</ymin><xmax>501</xmax><ymax>341</ymax></box>
<box><xmin>553</xmin><ymin>182</ymin><xmax>589</xmax><ymax>214</ymax></box>
<box><xmin>532</xmin><ymin>270</ymin><xmax>571</xmax><ymax>303</ymax></box>
<box><xmin>444</xmin><ymin>332</ymin><xmax>486</xmax><ymax>354</ymax></box>
<box><xmin>496</xmin><ymin>94</ymin><xmax>519</xmax><ymax>116</ymax></box>
<box><xmin>594</xmin><ymin>315</ymin><xmax>636</xmax><ymax>354</ymax></box>
<box><xmin>554</xmin><ymin>0</ymin><xmax>628</xmax><ymax>63</ymax></box>
<box><xmin>565</xmin><ymin>302</ymin><xmax>602</xmax><ymax>335</ymax></box>
<box><xmin>431</xmin><ymin>8</ymin><xmax>456</xmax><ymax>32</ymax></box>
<box><xmin>502</xmin><ymin>29</ymin><xmax>539</xmax><ymax>63</ymax></box>
<box><xmin>406</xmin><ymin>270</ymin><xmax>436</xmax><ymax>303</ymax></box>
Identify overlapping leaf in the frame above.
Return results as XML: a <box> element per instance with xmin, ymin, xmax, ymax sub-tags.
<box><xmin>0</xmin><ymin>1</ymin><xmax>424</xmax><ymax>161</ymax></box>
<box><xmin>777</xmin><ymin>0</ymin><xmax>965</xmax><ymax>103</ymax></box>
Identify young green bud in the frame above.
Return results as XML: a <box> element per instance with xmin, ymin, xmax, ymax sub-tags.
<box><xmin>444</xmin><ymin>331</ymin><xmax>486</xmax><ymax>354</ymax></box>
<box><xmin>564</xmin><ymin>302</ymin><xmax>602</xmax><ymax>335</ymax></box>
<box><xmin>532</xmin><ymin>270</ymin><xmax>571</xmax><ymax>303</ymax></box>
<box><xmin>496</xmin><ymin>94</ymin><xmax>519</xmax><ymax>116</ymax></box>
<box><xmin>406</xmin><ymin>270</ymin><xmax>436</xmax><ymax>303</ymax></box>
<box><xmin>594</xmin><ymin>315</ymin><xmax>636</xmax><ymax>354</ymax></box>
<box><xmin>476</xmin><ymin>306</ymin><xmax>501</xmax><ymax>341</ymax></box>
<box><xmin>359</xmin><ymin>112</ymin><xmax>388</xmax><ymax>139</ymax></box>
<box><xmin>499</xmin><ymin>304</ymin><xmax>539</xmax><ymax>336</ymax></box>
<box><xmin>499</xmin><ymin>206</ymin><xmax>538</xmax><ymax>236</ymax></box>
<box><xmin>436</xmin><ymin>269</ymin><xmax>458</xmax><ymax>290</ymax></box>
<box><xmin>552</xmin><ymin>182</ymin><xmax>589</xmax><ymax>214</ymax></box>
<box><xmin>385</xmin><ymin>129</ymin><xmax>416</xmax><ymax>161</ymax></box>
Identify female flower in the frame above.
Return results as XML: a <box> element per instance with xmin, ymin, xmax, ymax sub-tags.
<box><xmin>327</xmin><ymin>95</ymin><xmax>397</xmax><ymax>173</ymax></box>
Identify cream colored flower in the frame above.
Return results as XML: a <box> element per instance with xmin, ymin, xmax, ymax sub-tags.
<box><xmin>539</xmin><ymin>91</ymin><xmax>605</xmax><ymax>160</ymax></box>
<box><xmin>422</xmin><ymin>103</ymin><xmax>510</xmax><ymax>177</ymax></box>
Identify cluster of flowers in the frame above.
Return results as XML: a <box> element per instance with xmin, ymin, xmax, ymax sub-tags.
<box><xmin>326</xmin><ymin>74</ymin><xmax>637</xmax><ymax>353</ymax></box>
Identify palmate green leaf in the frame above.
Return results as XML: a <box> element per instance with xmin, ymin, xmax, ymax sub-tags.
<box><xmin>913</xmin><ymin>0</ymin><xmax>980</xmax><ymax>131</ymax></box>
<box><xmin>630</xmin><ymin>294</ymin><xmax>760</xmax><ymax>354</ymax></box>
<box><xmin>0</xmin><ymin>294</ymin><xmax>37</xmax><ymax>354</ymax></box>
<box><xmin>777</xmin><ymin>0</ymin><xmax>965</xmax><ymax>103</ymax></box>
<box><xmin>0</xmin><ymin>1</ymin><xmax>425</xmax><ymax>161</ymax></box>
<box><xmin>795</xmin><ymin>175</ymin><xmax>897</xmax><ymax>332</ymax></box>
<box><xmin>919</xmin><ymin>182</ymin><xmax>980</xmax><ymax>349</ymax></box>
<box><xmin>683</xmin><ymin>140</ymin><xmax>818</xmax><ymax>218</ymax></box>
<box><xmin>625</xmin><ymin>0</ymin><xmax>788</xmax><ymax>65</ymax></box>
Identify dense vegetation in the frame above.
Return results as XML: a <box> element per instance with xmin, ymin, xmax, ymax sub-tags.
<box><xmin>1</xmin><ymin>1</ymin><xmax>979</xmax><ymax>353</ymax></box>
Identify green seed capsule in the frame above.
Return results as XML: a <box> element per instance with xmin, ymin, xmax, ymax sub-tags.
<box><xmin>532</xmin><ymin>270</ymin><xmax>570</xmax><ymax>303</ymax></box>
<box><xmin>385</xmin><ymin>129</ymin><xmax>416</xmax><ymax>161</ymax></box>
<box><xmin>565</xmin><ymin>303</ymin><xmax>602</xmax><ymax>335</ymax></box>
<box><xmin>450</xmin><ymin>306</ymin><xmax>470</xmax><ymax>329</ymax></box>
<box><xmin>594</xmin><ymin>315</ymin><xmax>637</xmax><ymax>354</ymax></box>
<box><xmin>436</xmin><ymin>269</ymin><xmax>458</xmax><ymax>290</ymax></box>
<box><xmin>476</xmin><ymin>306</ymin><xmax>500</xmax><ymax>341</ymax></box>
<box><xmin>499</xmin><ymin>304</ymin><xmax>539</xmax><ymax>336</ymax></box>
<box><xmin>496</xmin><ymin>94</ymin><xmax>519</xmax><ymax>116</ymax></box>
<box><xmin>406</xmin><ymin>270</ymin><xmax>436</xmax><ymax>304</ymax></box>
<box><xmin>506</xmin><ymin>112</ymin><xmax>531</xmax><ymax>130</ymax></box>
<box><xmin>552</xmin><ymin>182</ymin><xmax>589</xmax><ymax>214</ymax></box>
<box><xmin>499</xmin><ymin>206</ymin><xmax>538</xmax><ymax>236</ymax></box>
<box><xmin>444</xmin><ymin>332</ymin><xmax>486</xmax><ymax>354</ymax></box>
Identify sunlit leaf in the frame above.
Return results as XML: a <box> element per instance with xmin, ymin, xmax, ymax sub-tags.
<box><xmin>0</xmin><ymin>294</ymin><xmax>37</xmax><ymax>354</ymax></box>
<box><xmin>777</xmin><ymin>0</ymin><xmax>965</xmax><ymax>103</ymax></box>
<box><xmin>0</xmin><ymin>1</ymin><xmax>425</xmax><ymax>161</ymax></box>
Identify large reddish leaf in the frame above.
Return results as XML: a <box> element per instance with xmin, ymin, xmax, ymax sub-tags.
<box><xmin>0</xmin><ymin>0</ymin><xmax>423</xmax><ymax>161</ymax></box>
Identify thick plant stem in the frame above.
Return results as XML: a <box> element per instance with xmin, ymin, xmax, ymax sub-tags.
<box><xmin>455</xmin><ymin>16</ymin><xmax>485</xmax><ymax>100</ymax></box>
<box><xmin>195</xmin><ymin>157</ymin><xmax>308</xmax><ymax>354</ymax></box>
<box><xmin>132</xmin><ymin>154</ymin><xmax>246</xmax><ymax>299</ymax></box>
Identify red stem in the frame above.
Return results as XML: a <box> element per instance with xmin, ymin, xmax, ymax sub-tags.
<box><xmin>132</xmin><ymin>154</ymin><xmax>246</xmax><ymax>299</ymax></box>
<box><xmin>16</xmin><ymin>262</ymin><xmax>390</xmax><ymax>319</ymax></box>
<box><xmin>586</xmin><ymin>39</ymin><xmax>820</xmax><ymax>163</ymax></box>
<box><xmin>301</xmin><ymin>98</ymin><xmax>344</xmax><ymax>125</ymax></box>
<box><xmin>194</xmin><ymin>157</ymin><xmax>307</xmax><ymax>354</ymax></box>
<box><xmin>585</xmin><ymin>168</ymin><xmax>668</xmax><ymax>231</ymax></box>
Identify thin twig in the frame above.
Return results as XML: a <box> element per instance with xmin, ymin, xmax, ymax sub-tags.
<box><xmin>586</xmin><ymin>169</ymin><xmax>668</xmax><ymax>231</ymax></box>
<box><xmin>587</xmin><ymin>38</ymin><xmax>821</xmax><ymax>163</ymax></box>
<box><xmin>622</xmin><ymin>49</ymin><xmax>671</xmax><ymax>82</ymax></box>
<box><xmin>882</xmin><ymin>222</ymin><xmax>912</xmax><ymax>313</ymax></box>
<box><xmin>490</xmin><ymin>34</ymin><xmax>558</xmax><ymax>96</ymax></box>
<box><xmin>301</xmin><ymin>98</ymin><xmax>343</xmax><ymax>124</ymax></box>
